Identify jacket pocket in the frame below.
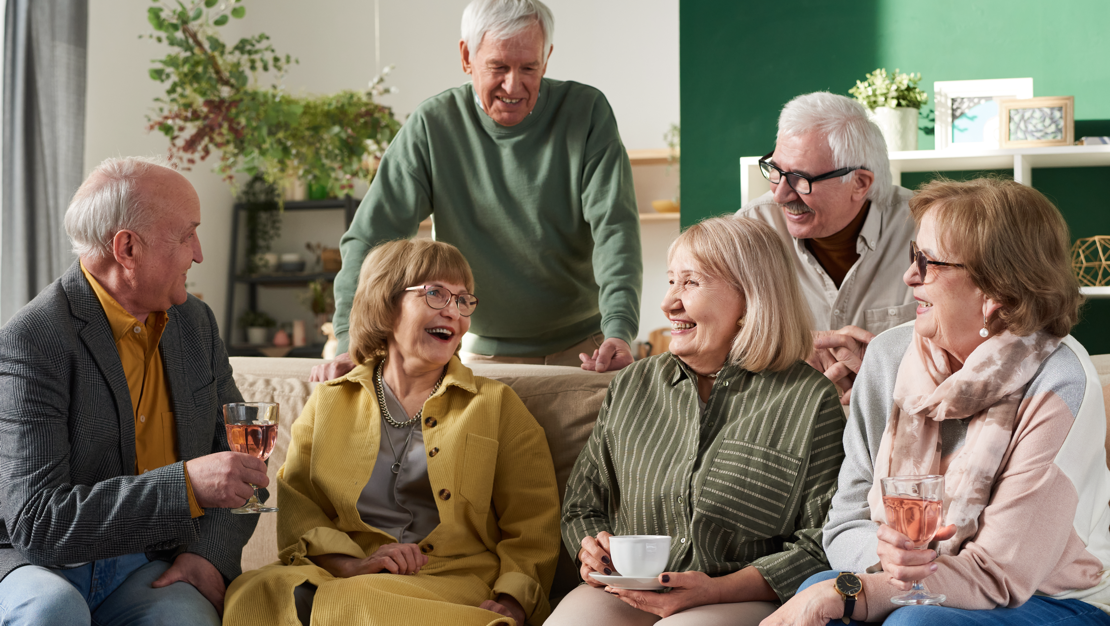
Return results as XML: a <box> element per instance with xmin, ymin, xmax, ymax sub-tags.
<box><xmin>864</xmin><ymin>302</ymin><xmax>917</xmax><ymax>335</ymax></box>
<box><xmin>695</xmin><ymin>439</ymin><xmax>802</xmax><ymax>541</ymax></box>
<box><xmin>460</xmin><ymin>433</ymin><xmax>498</xmax><ymax>515</ymax></box>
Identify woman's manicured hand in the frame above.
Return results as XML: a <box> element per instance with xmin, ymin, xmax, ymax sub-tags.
<box><xmin>607</xmin><ymin>571</ymin><xmax>721</xmax><ymax>618</ymax></box>
<box><xmin>363</xmin><ymin>542</ymin><xmax>428</xmax><ymax>575</ymax></box>
<box><xmin>480</xmin><ymin>594</ymin><xmax>526</xmax><ymax>625</ymax></box>
<box><xmin>875</xmin><ymin>523</ymin><xmax>957</xmax><ymax>590</ymax></box>
<box><xmin>577</xmin><ymin>531</ymin><xmax>615</xmax><ymax>586</ymax></box>
<box><xmin>760</xmin><ymin>579</ymin><xmax>850</xmax><ymax>626</ymax></box>
<box><xmin>313</xmin><ymin>543</ymin><xmax>430</xmax><ymax>578</ymax></box>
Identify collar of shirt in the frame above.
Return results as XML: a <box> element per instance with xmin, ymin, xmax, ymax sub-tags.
<box><xmin>79</xmin><ymin>262</ymin><xmax>168</xmax><ymax>347</ymax></box>
<box><xmin>665</xmin><ymin>353</ymin><xmax>766</xmax><ymax>386</ymax></box>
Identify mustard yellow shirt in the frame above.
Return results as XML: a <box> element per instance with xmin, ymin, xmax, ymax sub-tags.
<box><xmin>81</xmin><ymin>263</ymin><xmax>203</xmax><ymax>518</ymax></box>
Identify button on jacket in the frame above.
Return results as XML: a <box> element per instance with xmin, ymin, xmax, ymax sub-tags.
<box><xmin>562</xmin><ymin>353</ymin><xmax>845</xmax><ymax>601</ymax></box>
<box><xmin>737</xmin><ymin>187</ymin><xmax>917</xmax><ymax>335</ymax></box>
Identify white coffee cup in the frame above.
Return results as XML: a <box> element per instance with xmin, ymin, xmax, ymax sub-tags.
<box><xmin>608</xmin><ymin>535</ymin><xmax>671</xmax><ymax>578</ymax></box>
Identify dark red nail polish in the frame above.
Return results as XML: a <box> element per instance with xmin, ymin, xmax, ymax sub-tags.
<box><xmin>601</xmin><ymin>556</ymin><xmax>610</xmax><ymax>564</ymax></box>
<box><xmin>662</xmin><ymin>574</ymin><xmax>670</xmax><ymax>583</ymax></box>
<box><xmin>604</xmin><ymin>568</ymin><xmax>612</xmax><ymax>575</ymax></box>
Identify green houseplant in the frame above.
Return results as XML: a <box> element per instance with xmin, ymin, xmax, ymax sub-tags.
<box><xmin>849</xmin><ymin>68</ymin><xmax>927</xmax><ymax>152</ymax></box>
<box><xmin>238</xmin><ymin>309</ymin><xmax>276</xmax><ymax>345</ymax></box>
<box><xmin>144</xmin><ymin>0</ymin><xmax>401</xmax><ymax>196</ymax></box>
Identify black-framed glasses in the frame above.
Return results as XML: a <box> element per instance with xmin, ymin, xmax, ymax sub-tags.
<box><xmin>404</xmin><ymin>284</ymin><xmax>479</xmax><ymax>317</ymax></box>
<box><xmin>758</xmin><ymin>150</ymin><xmax>868</xmax><ymax>195</ymax></box>
<box><xmin>910</xmin><ymin>241</ymin><xmax>965</xmax><ymax>282</ymax></box>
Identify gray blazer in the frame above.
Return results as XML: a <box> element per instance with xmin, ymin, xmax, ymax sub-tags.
<box><xmin>0</xmin><ymin>262</ymin><xmax>258</xmax><ymax>582</ymax></box>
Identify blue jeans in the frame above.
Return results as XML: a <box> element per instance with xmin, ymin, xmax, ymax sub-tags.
<box><xmin>0</xmin><ymin>554</ymin><xmax>219</xmax><ymax>626</ymax></box>
<box><xmin>800</xmin><ymin>571</ymin><xmax>1110</xmax><ymax>625</ymax></box>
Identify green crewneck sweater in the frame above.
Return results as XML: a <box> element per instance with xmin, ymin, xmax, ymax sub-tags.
<box><xmin>333</xmin><ymin>78</ymin><xmax>642</xmax><ymax>357</ymax></box>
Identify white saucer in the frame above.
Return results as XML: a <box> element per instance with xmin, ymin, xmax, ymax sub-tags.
<box><xmin>589</xmin><ymin>573</ymin><xmax>666</xmax><ymax>590</ymax></box>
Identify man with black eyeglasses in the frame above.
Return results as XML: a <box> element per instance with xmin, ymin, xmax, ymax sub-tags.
<box><xmin>736</xmin><ymin>92</ymin><xmax>916</xmax><ymax>404</ymax></box>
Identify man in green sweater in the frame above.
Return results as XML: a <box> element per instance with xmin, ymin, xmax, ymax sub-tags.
<box><xmin>312</xmin><ymin>0</ymin><xmax>642</xmax><ymax>381</ymax></box>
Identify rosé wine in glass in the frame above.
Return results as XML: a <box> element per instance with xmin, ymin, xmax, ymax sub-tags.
<box><xmin>880</xmin><ymin>475</ymin><xmax>946</xmax><ymax>605</ymax></box>
<box><xmin>223</xmin><ymin>402</ymin><xmax>279</xmax><ymax>514</ymax></box>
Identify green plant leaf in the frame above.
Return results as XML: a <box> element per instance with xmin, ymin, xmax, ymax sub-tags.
<box><xmin>190</xmin><ymin>6</ymin><xmax>202</xmax><ymax>21</ymax></box>
<box><xmin>231</xmin><ymin>6</ymin><xmax>246</xmax><ymax>18</ymax></box>
<box><xmin>205</xmin><ymin>0</ymin><xmax>218</xmax><ymax>6</ymax></box>
<box><xmin>149</xmin><ymin>68</ymin><xmax>166</xmax><ymax>81</ymax></box>
<box><xmin>147</xmin><ymin>6</ymin><xmax>165</xmax><ymax>30</ymax></box>
<box><xmin>213</xmin><ymin>14</ymin><xmax>229</xmax><ymax>26</ymax></box>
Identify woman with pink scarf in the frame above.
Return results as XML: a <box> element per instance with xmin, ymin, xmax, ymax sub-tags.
<box><xmin>763</xmin><ymin>178</ymin><xmax>1110</xmax><ymax>626</ymax></box>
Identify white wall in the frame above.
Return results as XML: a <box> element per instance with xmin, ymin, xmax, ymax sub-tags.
<box><xmin>85</xmin><ymin>0</ymin><xmax>679</xmax><ymax>345</ymax></box>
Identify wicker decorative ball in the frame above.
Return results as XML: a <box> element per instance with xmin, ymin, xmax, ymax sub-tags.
<box><xmin>1071</xmin><ymin>236</ymin><xmax>1110</xmax><ymax>287</ymax></box>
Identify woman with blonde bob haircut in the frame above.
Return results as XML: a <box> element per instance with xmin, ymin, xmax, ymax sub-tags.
<box><xmin>553</xmin><ymin>216</ymin><xmax>845</xmax><ymax>626</ymax></box>
<box><xmin>225</xmin><ymin>239</ymin><xmax>561</xmax><ymax>626</ymax></box>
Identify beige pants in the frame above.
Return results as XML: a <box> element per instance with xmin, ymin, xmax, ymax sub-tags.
<box><xmin>461</xmin><ymin>333</ymin><xmax>603</xmax><ymax>368</ymax></box>
<box><xmin>547</xmin><ymin>584</ymin><xmax>778</xmax><ymax>626</ymax></box>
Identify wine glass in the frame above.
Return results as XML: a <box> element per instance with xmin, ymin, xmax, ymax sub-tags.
<box><xmin>223</xmin><ymin>402</ymin><xmax>279</xmax><ymax>514</ymax></box>
<box><xmin>880</xmin><ymin>475</ymin><xmax>946</xmax><ymax>605</ymax></box>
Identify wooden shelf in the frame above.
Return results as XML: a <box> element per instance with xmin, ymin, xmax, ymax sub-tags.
<box><xmin>640</xmin><ymin>212</ymin><xmax>680</xmax><ymax>223</ymax></box>
<box><xmin>628</xmin><ymin>148</ymin><xmax>679</xmax><ymax>166</ymax></box>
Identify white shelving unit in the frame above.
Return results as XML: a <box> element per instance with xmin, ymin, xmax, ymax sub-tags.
<box><xmin>738</xmin><ymin>144</ymin><xmax>1110</xmax><ymax>299</ymax></box>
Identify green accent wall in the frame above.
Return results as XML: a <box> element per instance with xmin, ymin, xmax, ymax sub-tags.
<box><xmin>681</xmin><ymin>0</ymin><xmax>1110</xmax><ymax>353</ymax></box>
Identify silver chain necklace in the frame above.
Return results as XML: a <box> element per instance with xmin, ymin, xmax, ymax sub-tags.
<box><xmin>375</xmin><ymin>359</ymin><xmax>444</xmax><ymax>429</ymax></box>
<box><xmin>382</xmin><ymin>416</ymin><xmax>417</xmax><ymax>475</ymax></box>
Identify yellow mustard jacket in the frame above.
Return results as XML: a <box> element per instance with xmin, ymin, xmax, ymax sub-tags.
<box><xmin>224</xmin><ymin>356</ymin><xmax>561</xmax><ymax>626</ymax></box>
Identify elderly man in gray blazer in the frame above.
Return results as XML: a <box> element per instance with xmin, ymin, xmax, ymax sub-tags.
<box><xmin>0</xmin><ymin>157</ymin><xmax>268</xmax><ymax>625</ymax></box>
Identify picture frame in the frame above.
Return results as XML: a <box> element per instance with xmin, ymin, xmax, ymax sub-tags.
<box><xmin>999</xmin><ymin>96</ymin><xmax>1074</xmax><ymax>148</ymax></box>
<box><xmin>934</xmin><ymin>78</ymin><xmax>1034</xmax><ymax>150</ymax></box>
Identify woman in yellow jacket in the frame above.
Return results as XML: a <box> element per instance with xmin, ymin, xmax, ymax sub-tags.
<box><xmin>224</xmin><ymin>239</ymin><xmax>561</xmax><ymax>626</ymax></box>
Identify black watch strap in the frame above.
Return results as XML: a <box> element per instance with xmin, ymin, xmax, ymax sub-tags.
<box><xmin>843</xmin><ymin>595</ymin><xmax>855</xmax><ymax>623</ymax></box>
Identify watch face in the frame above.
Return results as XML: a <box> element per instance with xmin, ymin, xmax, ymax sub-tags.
<box><xmin>836</xmin><ymin>572</ymin><xmax>862</xmax><ymax>596</ymax></box>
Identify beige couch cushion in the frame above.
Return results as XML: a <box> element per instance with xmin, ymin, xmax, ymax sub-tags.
<box><xmin>228</xmin><ymin>357</ymin><xmax>612</xmax><ymax>597</ymax></box>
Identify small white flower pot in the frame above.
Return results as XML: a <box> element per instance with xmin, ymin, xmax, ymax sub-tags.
<box><xmin>246</xmin><ymin>327</ymin><xmax>269</xmax><ymax>345</ymax></box>
<box><xmin>872</xmin><ymin>106</ymin><xmax>919</xmax><ymax>152</ymax></box>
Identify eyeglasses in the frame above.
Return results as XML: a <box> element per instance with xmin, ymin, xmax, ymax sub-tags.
<box><xmin>909</xmin><ymin>241</ymin><xmax>965</xmax><ymax>282</ymax></box>
<box><xmin>758</xmin><ymin>150</ymin><xmax>868</xmax><ymax>195</ymax></box>
<box><xmin>404</xmin><ymin>284</ymin><xmax>479</xmax><ymax>317</ymax></box>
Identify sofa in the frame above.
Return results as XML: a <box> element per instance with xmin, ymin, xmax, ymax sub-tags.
<box><xmin>230</xmin><ymin>354</ymin><xmax>1110</xmax><ymax>604</ymax></box>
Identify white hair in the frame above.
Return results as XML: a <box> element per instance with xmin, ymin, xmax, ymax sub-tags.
<box><xmin>461</xmin><ymin>0</ymin><xmax>554</xmax><ymax>59</ymax></box>
<box><xmin>777</xmin><ymin>92</ymin><xmax>893</xmax><ymax>206</ymax></box>
<box><xmin>64</xmin><ymin>156</ymin><xmax>176</xmax><ymax>260</ymax></box>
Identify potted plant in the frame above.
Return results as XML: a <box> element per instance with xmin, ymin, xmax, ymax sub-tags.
<box><xmin>238</xmin><ymin>310</ymin><xmax>276</xmax><ymax>345</ymax></box>
<box><xmin>849</xmin><ymin>68</ymin><xmax>928</xmax><ymax>152</ymax></box>
<box><xmin>298</xmin><ymin>279</ymin><xmax>335</xmax><ymax>342</ymax></box>
<box><xmin>143</xmin><ymin>1</ymin><xmax>402</xmax><ymax>196</ymax></box>
<box><xmin>239</xmin><ymin>176</ymin><xmax>282</xmax><ymax>274</ymax></box>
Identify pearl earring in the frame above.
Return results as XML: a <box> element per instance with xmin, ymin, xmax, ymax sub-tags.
<box><xmin>737</xmin><ymin>316</ymin><xmax>746</xmax><ymax>328</ymax></box>
<box><xmin>980</xmin><ymin>317</ymin><xmax>989</xmax><ymax>338</ymax></box>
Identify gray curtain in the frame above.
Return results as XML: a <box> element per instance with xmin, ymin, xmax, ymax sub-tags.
<box><xmin>2</xmin><ymin>0</ymin><xmax>87</xmax><ymax>323</ymax></box>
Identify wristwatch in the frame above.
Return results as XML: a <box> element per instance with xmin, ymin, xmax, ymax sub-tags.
<box><xmin>834</xmin><ymin>572</ymin><xmax>862</xmax><ymax>624</ymax></box>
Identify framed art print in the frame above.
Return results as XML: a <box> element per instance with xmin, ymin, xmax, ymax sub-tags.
<box><xmin>999</xmin><ymin>96</ymin><xmax>1074</xmax><ymax>148</ymax></box>
<box><xmin>934</xmin><ymin>78</ymin><xmax>1034</xmax><ymax>150</ymax></box>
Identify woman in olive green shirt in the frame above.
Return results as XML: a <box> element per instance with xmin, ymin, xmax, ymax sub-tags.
<box><xmin>553</xmin><ymin>217</ymin><xmax>845</xmax><ymax>626</ymax></box>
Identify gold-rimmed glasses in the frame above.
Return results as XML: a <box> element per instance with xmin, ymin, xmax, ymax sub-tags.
<box><xmin>404</xmin><ymin>284</ymin><xmax>479</xmax><ymax>317</ymax></box>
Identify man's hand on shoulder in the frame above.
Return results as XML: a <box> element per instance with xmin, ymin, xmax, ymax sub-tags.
<box><xmin>185</xmin><ymin>452</ymin><xmax>268</xmax><ymax>509</ymax></box>
<box><xmin>808</xmin><ymin>325</ymin><xmax>874</xmax><ymax>405</ymax></box>
<box><xmin>580</xmin><ymin>337</ymin><xmax>633</xmax><ymax>373</ymax></box>
<box><xmin>152</xmin><ymin>552</ymin><xmax>226</xmax><ymax>615</ymax></box>
<box><xmin>309</xmin><ymin>352</ymin><xmax>355</xmax><ymax>382</ymax></box>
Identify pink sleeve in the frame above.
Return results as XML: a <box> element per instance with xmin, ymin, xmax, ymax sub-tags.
<box><xmin>861</xmin><ymin>391</ymin><xmax>1103</xmax><ymax>620</ymax></box>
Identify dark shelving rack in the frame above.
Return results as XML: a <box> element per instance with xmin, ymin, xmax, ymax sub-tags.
<box><xmin>223</xmin><ymin>197</ymin><xmax>359</xmax><ymax>357</ymax></box>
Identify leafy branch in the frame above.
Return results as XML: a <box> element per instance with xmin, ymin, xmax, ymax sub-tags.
<box><xmin>143</xmin><ymin>0</ymin><xmax>401</xmax><ymax>195</ymax></box>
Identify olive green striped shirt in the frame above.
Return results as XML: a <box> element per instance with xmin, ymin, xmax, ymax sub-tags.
<box><xmin>561</xmin><ymin>353</ymin><xmax>845</xmax><ymax>601</ymax></box>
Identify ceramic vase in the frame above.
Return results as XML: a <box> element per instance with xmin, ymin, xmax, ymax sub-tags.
<box><xmin>246</xmin><ymin>327</ymin><xmax>268</xmax><ymax>345</ymax></box>
<box><xmin>872</xmin><ymin>106</ymin><xmax>919</xmax><ymax>152</ymax></box>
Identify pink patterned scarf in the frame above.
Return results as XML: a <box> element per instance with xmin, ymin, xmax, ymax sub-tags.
<box><xmin>867</xmin><ymin>330</ymin><xmax>1061</xmax><ymax>555</ymax></box>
